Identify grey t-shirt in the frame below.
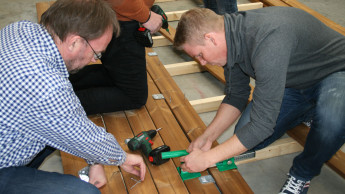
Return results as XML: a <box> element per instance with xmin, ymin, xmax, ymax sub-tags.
<box><xmin>222</xmin><ymin>7</ymin><xmax>345</xmax><ymax>149</ymax></box>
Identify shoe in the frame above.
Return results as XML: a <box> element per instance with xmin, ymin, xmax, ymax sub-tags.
<box><xmin>279</xmin><ymin>173</ymin><xmax>310</xmax><ymax>194</ymax></box>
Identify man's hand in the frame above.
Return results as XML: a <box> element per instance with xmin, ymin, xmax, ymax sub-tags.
<box><xmin>120</xmin><ymin>153</ymin><xmax>146</xmax><ymax>181</ymax></box>
<box><xmin>142</xmin><ymin>11</ymin><xmax>162</xmax><ymax>34</ymax></box>
<box><xmin>187</xmin><ymin>134</ymin><xmax>213</xmax><ymax>153</ymax></box>
<box><xmin>180</xmin><ymin>148</ymin><xmax>212</xmax><ymax>173</ymax></box>
<box><xmin>89</xmin><ymin>164</ymin><xmax>107</xmax><ymax>188</ymax></box>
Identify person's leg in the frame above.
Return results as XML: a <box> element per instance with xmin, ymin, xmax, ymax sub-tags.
<box><xmin>70</xmin><ymin>64</ymin><xmax>113</xmax><ymax>90</ymax></box>
<box><xmin>70</xmin><ymin>64</ymin><xmax>120</xmax><ymax>115</ymax></box>
<box><xmin>100</xmin><ymin>21</ymin><xmax>148</xmax><ymax>111</ymax></box>
<box><xmin>290</xmin><ymin>71</ymin><xmax>345</xmax><ymax>180</ymax></box>
<box><xmin>235</xmin><ymin>87</ymin><xmax>315</xmax><ymax>151</ymax></box>
<box><xmin>216</xmin><ymin>0</ymin><xmax>238</xmax><ymax>14</ymax></box>
<box><xmin>0</xmin><ymin>166</ymin><xmax>100</xmax><ymax>194</ymax></box>
<box><xmin>203</xmin><ymin>0</ymin><xmax>238</xmax><ymax>14</ymax></box>
<box><xmin>69</xmin><ymin>22</ymin><xmax>148</xmax><ymax>115</ymax></box>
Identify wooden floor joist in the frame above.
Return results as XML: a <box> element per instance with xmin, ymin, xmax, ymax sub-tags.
<box><xmin>165</xmin><ymin>2</ymin><xmax>264</xmax><ymax>21</ymax></box>
<box><xmin>190</xmin><ymin>95</ymin><xmax>225</xmax><ymax>114</ymax></box>
<box><xmin>165</xmin><ymin>61</ymin><xmax>205</xmax><ymax>76</ymax></box>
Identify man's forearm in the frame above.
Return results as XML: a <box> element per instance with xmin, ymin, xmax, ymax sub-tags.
<box><xmin>206</xmin><ymin>134</ymin><xmax>247</xmax><ymax>165</ymax></box>
<box><xmin>204</xmin><ymin>103</ymin><xmax>241</xmax><ymax>142</ymax></box>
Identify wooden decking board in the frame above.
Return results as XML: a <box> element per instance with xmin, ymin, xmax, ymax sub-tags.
<box><xmin>60</xmin><ymin>115</ymin><xmax>128</xmax><ymax>194</ymax></box>
<box><xmin>102</xmin><ymin>112</ymin><xmax>159</xmax><ymax>193</ymax></box>
<box><xmin>124</xmin><ymin>107</ymin><xmax>189</xmax><ymax>193</ymax></box>
<box><xmin>146</xmin><ymin>48</ymin><xmax>253</xmax><ymax>193</ymax></box>
<box><xmin>146</xmin><ymin>48</ymin><xmax>215</xmax><ymax>145</ymax></box>
<box><xmin>145</xmin><ymin>72</ymin><xmax>223</xmax><ymax>193</ymax></box>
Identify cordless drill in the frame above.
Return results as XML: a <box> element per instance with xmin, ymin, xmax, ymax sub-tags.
<box><xmin>125</xmin><ymin>128</ymin><xmax>171</xmax><ymax>165</ymax></box>
<box><xmin>125</xmin><ymin>128</ymin><xmax>162</xmax><ymax>157</ymax></box>
<box><xmin>151</xmin><ymin>5</ymin><xmax>170</xmax><ymax>34</ymax></box>
<box><xmin>134</xmin><ymin>5</ymin><xmax>170</xmax><ymax>47</ymax></box>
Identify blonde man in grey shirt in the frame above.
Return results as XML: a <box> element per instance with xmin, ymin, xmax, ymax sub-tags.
<box><xmin>174</xmin><ymin>7</ymin><xmax>345</xmax><ymax>194</ymax></box>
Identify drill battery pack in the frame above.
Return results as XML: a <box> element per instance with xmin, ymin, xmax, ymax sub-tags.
<box><xmin>134</xmin><ymin>27</ymin><xmax>153</xmax><ymax>47</ymax></box>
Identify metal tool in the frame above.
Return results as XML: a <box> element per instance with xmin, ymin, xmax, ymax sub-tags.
<box><xmin>125</xmin><ymin>128</ymin><xmax>170</xmax><ymax>165</ymax></box>
<box><xmin>130</xmin><ymin>177</ymin><xmax>142</xmax><ymax>190</ymax></box>
<box><xmin>161</xmin><ymin>149</ymin><xmax>238</xmax><ymax>180</ymax></box>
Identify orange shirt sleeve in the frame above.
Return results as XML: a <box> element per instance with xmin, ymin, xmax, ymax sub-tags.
<box><xmin>107</xmin><ymin>0</ymin><xmax>155</xmax><ymax>22</ymax></box>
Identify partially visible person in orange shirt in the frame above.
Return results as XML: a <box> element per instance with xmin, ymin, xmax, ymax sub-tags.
<box><xmin>69</xmin><ymin>0</ymin><xmax>163</xmax><ymax>115</ymax></box>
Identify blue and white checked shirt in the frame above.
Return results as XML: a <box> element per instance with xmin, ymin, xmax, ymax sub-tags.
<box><xmin>0</xmin><ymin>21</ymin><xmax>126</xmax><ymax>169</ymax></box>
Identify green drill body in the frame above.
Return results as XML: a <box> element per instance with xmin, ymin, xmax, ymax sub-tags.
<box><xmin>127</xmin><ymin>129</ymin><xmax>158</xmax><ymax>157</ymax></box>
<box><xmin>151</xmin><ymin>5</ymin><xmax>170</xmax><ymax>34</ymax></box>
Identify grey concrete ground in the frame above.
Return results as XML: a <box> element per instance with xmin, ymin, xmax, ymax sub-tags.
<box><xmin>1</xmin><ymin>0</ymin><xmax>344</xmax><ymax>193</ymax></box>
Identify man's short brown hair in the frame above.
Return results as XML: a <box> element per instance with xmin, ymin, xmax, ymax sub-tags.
<box><xmin>40</xmin><ymin>0</ymin><xmax>119</xmax><ymax>41</ymax></box>
<box><xmin>174</xmin><ymin>8</ymin><xmax>224</xmax><ymax>50</ymax></box>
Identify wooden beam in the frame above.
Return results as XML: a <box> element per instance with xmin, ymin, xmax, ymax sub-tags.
<box><xmin>155</xmin><ymin>0</ymin><xmax>176</xmax><ymax>2</ymax></box>
<box><xmin>36</xmin><ymin>1</ymin><xmax>55</xmax><ymax>22</ymax></box>
<box><xmin>165</xmin><ymin>3</ymin><xmax>263</xmax><ymax>21</ymax></box>
<box><xmin>238</xmin><ymin>2</ymin><xmax>264</xmax><ymax>11</ymax></box>
<box><xmin>251</xmin><ymin>0</ymin><xmax>289</xmax><ymax>7</ymax></box>
<box><xmin>165</xmin><ymin>10</ymin><xmax>186</xmax><ymax>21</ymax></box>
<box><xmin>153</xmin><ymin>36</ymin><xmax>172</xmax><ymax>47</ymax></box>
<box><xmin>146</xmin><ymin>72</ymin><xmax>222</xmax><ymax>193</ymax></box>
<box><xmin>190</xmin><ymin>95</ymin><xmax>225</xmax><ymax>113</ymax></box>
<box><xmin>102</xmin><ymin>112</ymin><xmax>158</xmax><ymax>193</ymax></box>
<box><xmin>60</xmin><ymin>115</ymin><xmax>128</xmax><ymax>194</ymax></box>
<box><xmin>165</xmin><ymin>61</ymin><xmax>205</xmax><ymax>76</ymax></box>
<box><xmin>124</xmin><ymin>108</ymin><xmax>189</xmax><ymax>193</ymax></box>
<box><xmin>236</xmin><ymin>137</ymin><xmax>303</xmax><ymax>165</ymax></box>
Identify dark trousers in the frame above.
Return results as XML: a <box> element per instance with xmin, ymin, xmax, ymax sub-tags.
<box><xmin>70</xmin><ymin>21</ymin><xmax>148</xmax><ymax>115</ymax></box>
<box><xmin>203</xmin><ymin>0</ymin><xmax>238</xmax><ymax>14</ymax></box>
<box><xmin>235</xmin><ymin>71</ymin><xmax>345</xmax><ymax>180</ymax></box>
<box><xmin>0</xmin><ymin>146</ymin><xmax>100</xmax><ymax>193</ymax></box>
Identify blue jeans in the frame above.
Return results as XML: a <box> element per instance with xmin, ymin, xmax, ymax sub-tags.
<box><xmin>235</xmin><ymin>71</ymin><xmax>345</xmax><ymax>180</ymax></box>
<box><xmin>0</xmin><ymin>166</ymin><xmax>100</xmax><ymax>194</ymax></box>
<box><xmin>203</xmin><ymin>0</ymin><xmax>238</xmax><ymax>14</ymax></box>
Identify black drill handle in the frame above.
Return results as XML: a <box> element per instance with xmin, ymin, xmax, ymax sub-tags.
<box><xmin>148</xmin><ymin>145</ymin><xmax>171</xmax><ymax>165</ymax></box>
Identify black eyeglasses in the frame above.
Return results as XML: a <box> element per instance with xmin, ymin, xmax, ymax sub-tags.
<box><xmin>83</xmin><ymin>37</ymin><xmax>102</xmax><ymax>60</ymax></box>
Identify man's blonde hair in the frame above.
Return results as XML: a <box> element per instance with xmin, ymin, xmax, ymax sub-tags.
<box><xmin>174</xmin><ymin>8</ymin><xmax>224</xmax><ymax>50</ymax></box>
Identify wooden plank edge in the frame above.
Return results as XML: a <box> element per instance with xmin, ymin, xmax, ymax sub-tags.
<box><xmin>153</xmin><ymin>36</ymin><xmax>172</xmax><ymax>47</ymax></box>
<box><xmin>102</xmin><ymin>112</ymin><xmax>159</xmax><ymax>193</ymax></box>
<box><xmin>165</xmin><ymin>2</ymin><xmax>263</xmax><ymax>21</ymax></box>
<box><xmin>236</xmin><ymin>137</ymin><xmax>303</xmax><ymax>165</ymax></box>
<box><xmin>124</xmin><ymin>108</ymin><xmax>189</xmax><ymax>193</ymax></box>
<box><xmin>165</xmin><ymin>61</ymin><xmax>205</xmax><ymax>76</ymax></box>
<box><xmin>145</xmin><ymin>72</ymin><xmax>221</xmax><ymax>193</ymax></box>
<box><xmin>190</xmin><ymin>95</ymin><xmax>225</xmax><ymax>113</ymax></box>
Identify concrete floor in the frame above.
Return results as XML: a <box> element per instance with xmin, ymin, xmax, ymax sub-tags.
<box><xmin>1</xmin><ymin>0</ymin><xmax>345</xmax><ymax>193</ymax></box>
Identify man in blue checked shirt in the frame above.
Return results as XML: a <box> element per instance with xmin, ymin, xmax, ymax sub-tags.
<box><xmin>0</xmin><ymin>0</ymin><xmax>146</xmax><ymax>193</ymax></box>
